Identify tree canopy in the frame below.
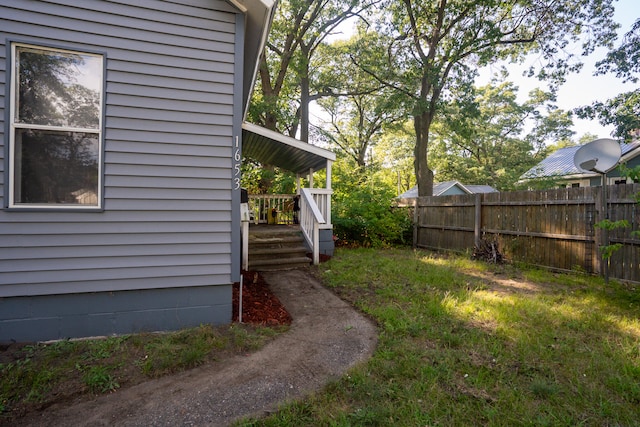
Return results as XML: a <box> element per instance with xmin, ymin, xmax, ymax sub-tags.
<box><xmin>351</xmin><ymin>0</ymin><xmax>618</xmax><ymax>196</ymax></box>
<box><xmin>248</xmin><ymin>0</ymin><xmax>624</xmax><ymax>198</ymax></box>
<box><xmin>576</xmin><ymin>19</ymin><xmax>640</xmax><ymax>141</ymax></box>
<box><xmin>429</xmin><ymin>81</ymin><xmax>574</xmax><ymax>190</ymax></box>
<box><xmin>249</xmin><ymin>0</ymin><xmax>377</xmax><ymax>137</ymax></box>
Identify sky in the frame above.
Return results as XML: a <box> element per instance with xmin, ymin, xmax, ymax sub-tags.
<box><xmin>486</xmin><ymin>0</ymin><xmax>639</xmax><ymax>141</ymax></box>
<box><xmin>317</xmin><ymin>0</ymin><xmax>639</xmax><ymax>143</ymax></box>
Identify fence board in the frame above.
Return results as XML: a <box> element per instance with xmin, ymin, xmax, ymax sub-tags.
<box><xmin>416</xmin><ymin>184</ymin><xmax>640</xmax><ymax>284</ymax></box>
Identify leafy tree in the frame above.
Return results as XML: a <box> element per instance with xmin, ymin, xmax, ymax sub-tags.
<box><xmin>544</xmin><ymin>133</ymin><xmax>597</xmax><ymax>154</ymax></box>
<box><xmin>429</xmin><ymin>81</ymin><xmax>573</xmax><ymax>190</ymax></box>
<box><xmin>575</xmin><ymin>19</ymin><xmax>640</xmax><ymax>141</ymax></box>
<box><xmin>353</xmin><ymin>0</ymin><xmax>618</xmax><ymax>196</ymax></box>
<box><xmin>372</xmin><ymin>121</ymin><xmax>416</xmax><ymax>194</ymax></box>
<box><xmin>595</xmin><ymin>18</ymin><xmax>640</xmax><ymax>84</ymax></box>
<box><xmin>523</xmin><ymin>90</ymin><xmax>575</xmax><ymax>155</ymax></box>
<box><xmin>250</xmin><ymin>0</ymin><xmax>375</xmax><ymax>137</ymax></box>
<box><xmin>246</xmin><ymin>0</ymin><xmax>376</xmax><ymax>194</ymax></box>
<box><xmin>576</xmin><ymin>91</ymin><xmax>640</xmax><ymax>141</ymax></box>
<box><xmin>240</xmin><ymin>161</ymin><xmax>297</xmax><ymax>195</ymax></box>
<box><xmin>312</xmin><ymin>32</ymin><xmax>405</xmax><ymax>169</ymax></box>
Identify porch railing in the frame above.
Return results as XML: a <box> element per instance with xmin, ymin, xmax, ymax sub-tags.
<box><xmin>307</xmin><ymin>188</ymin><xmax>332</xmax><ymax>229</ymax></box>
<box><xmin>299</xmin><ymin>188</ymin><xmax>325</xmax><ymax>264</ymax></box>
<box><xmin>247</xmin><ymin>191</ymin><xmax>332</xmax><ymax>227</ymax></box>
<box><xmin>247</xmin><ymin>190</ymin><xmax>332</xmax><ymax>265</ymax></box>
<box><xmin>248</xmin><ymin>194</ymin><xmax>296</xmax><ymax>224</ymax></box>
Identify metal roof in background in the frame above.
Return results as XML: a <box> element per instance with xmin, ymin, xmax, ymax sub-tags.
<box><xmin>520</xmin><ymin>141</ymin><xmax>640</xmax><ymax>179</ymax></box>
<box><xmin>242</xmin><ymin>122</ymin><xmax>336</xmax><ymax>174</ymax></box>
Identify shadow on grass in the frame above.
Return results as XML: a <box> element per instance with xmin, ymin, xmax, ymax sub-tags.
<box><xmin>247</xmin><ymin>247</ymin><xmax>640</xmax><ymax>426</ymax></box>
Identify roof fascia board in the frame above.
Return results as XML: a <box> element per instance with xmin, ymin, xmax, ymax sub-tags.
<box><xmin>518</xmin><ymin>172</ymin><xmax>596</xmax><ymax>184</ymax></box>
<box><xmin>455</xmin><ymin>182</ymin><xmax>473</xmax><ymax>194</ymax></box>
<box><xmin>225</xmin><ymin>0</ymin><xmax>248</xmax><ymax>12</ymax></box>
<box><xmin>439</xmin><ymin>181</ymin><xmax>456</xmax><ymax>195</ymax></box>
<box><xmin>239</xmin><ymin>0</ymin><xmax>277</xmax><ymax>120</ymax></box>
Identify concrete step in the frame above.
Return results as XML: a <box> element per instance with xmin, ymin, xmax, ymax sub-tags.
<box><xmin>249</xmin><ymin>236</ymin><xmax>306</xmax><ymax>249</ymax></box>
<box><xmin>248</xmin><ymin>256</ymin><xmax>312</xmax><ymax>271</ymax></box>
<box><xmin>247</xmin><ymin>225</ymin><xmax>311</xmax><ymax>271</ymax></box>
<box><xmin>249</xmin><ymin>245</ymin><xmax>308</xmax><ymax>261</ymax></box>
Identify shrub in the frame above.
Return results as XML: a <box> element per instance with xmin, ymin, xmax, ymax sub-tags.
<box><xmin>333</xmin><ymin>185</ymin><xmax>412</xmax><ymax>247</ymax></box>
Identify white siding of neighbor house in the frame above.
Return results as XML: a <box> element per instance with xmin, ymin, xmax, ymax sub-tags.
<box><xmin>0</xmin><ymin>0</ymin><xmax>240</xmax><ymax>297</ymax></box>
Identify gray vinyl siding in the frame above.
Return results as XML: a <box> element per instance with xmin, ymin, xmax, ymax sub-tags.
<box><xmin>0</xmin><ymin>45</ymin><xmax>4</xmax><ymax>210</ymax></box>
<box><xmin>0</xmin><ymin>0</ymin><xmax>240</xmax><ymax>298</ymax></box>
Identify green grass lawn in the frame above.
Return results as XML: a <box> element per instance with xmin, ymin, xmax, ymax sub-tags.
<box><xmin>240</xmin><ymin>247</ymin><xmax>640</xmax><ymax>426</ymax></box>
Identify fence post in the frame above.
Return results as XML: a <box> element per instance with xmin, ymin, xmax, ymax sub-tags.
<box><xmin>594</xmin><ymin>184</ymin><xmax>604</xmax><ymax>275</ymax></box>
<box><xmin>474</xmin><ymin>193</ymin><xmax>482</xmax><ymax>248</ymax></box>
<box><xmin>412</xmin><ymin>198</ymin><xmax>418</xmax><ymax>248</ymax></box>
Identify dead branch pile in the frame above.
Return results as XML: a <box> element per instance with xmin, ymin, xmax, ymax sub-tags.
<box><xmin>472</xmin><ymin>236</ymin><xmax>503</xmax><ymax>264</ymax></box>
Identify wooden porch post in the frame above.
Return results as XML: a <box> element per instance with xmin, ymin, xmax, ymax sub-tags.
<box><xmin>326</xmin><ymin>160</ymin><xmax>332</xmax><ymax>189</ymax></box>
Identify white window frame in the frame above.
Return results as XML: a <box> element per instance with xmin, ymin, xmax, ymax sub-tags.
<box><xmin>563</xmin><ymin>179</ymin><xmax>591</xmax><ymax>188</ymax></box>
<box><xmin>8</xmin><ymin>42</ymin><xmax>104</xmax><ymax>210</ymax></box>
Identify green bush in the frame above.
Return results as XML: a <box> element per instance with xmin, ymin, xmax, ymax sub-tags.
<box><xmin>333</xmin><ymin>185</ymin><xmax>412</xmax><ymax>247</ymax></box>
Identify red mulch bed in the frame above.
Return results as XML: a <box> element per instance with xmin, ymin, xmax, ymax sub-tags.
<box><xmin>232</xmin><ymin>271</ymin><xmax>292</xmax><ymax>326</ymax></box>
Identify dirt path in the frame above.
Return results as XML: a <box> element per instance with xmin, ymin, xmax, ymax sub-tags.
<box><xmin>16</xmin><ymin>269</ymin><xmax>378</xmax><ymax>427</ymax></box>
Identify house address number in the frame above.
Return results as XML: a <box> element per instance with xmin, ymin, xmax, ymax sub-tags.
<box><xmin>233</xmin><ymin>135</ymin><xmax>241</xmax><ymax>190</ymax></box>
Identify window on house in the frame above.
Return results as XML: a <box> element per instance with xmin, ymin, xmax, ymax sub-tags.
<box><xmin>9</xmin><ymin>43</ymin><xmax>103</xmax><ymax>208</ymax></box>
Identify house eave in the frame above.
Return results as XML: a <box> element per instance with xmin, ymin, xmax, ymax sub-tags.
<box><xmin>227</xmin><ymin>0</ymin><xmax>277</xmax><ymax>119</ymax></box>
<box><xmin>242</xmin><ymin>122</ymin><xmax>335</xmax><ymax>174</ymax></box>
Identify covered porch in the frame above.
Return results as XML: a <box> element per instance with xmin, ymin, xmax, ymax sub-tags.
<box><xmin>241</xmin><ymin>122</ymin><xmax>335</xmax><ymax>268</ymax></box>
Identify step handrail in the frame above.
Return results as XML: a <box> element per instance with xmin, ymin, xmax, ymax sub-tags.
<box><xmin>300</xmin><ymin>188</ymin><xmax>325</xmax><ymax>265</ymax></box>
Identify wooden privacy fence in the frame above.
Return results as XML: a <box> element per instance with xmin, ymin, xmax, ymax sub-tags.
<box><xmin>415</xmin><ymin>184</ymin><xmax>640</xmax><ymax>284</ymax></box>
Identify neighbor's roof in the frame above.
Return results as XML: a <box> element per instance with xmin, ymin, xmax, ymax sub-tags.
<box><xmin>520</xmin><ymin>141</ymin><xmax>640</xmax><ymax>180</ymax></box>
<box><xmin>397</xmin><ymin>180</ymin><xmax>498</xmax><ymax>199</ymax></box>
<box><xmin>242</xmin><ymin>122</ymin><xmax>336</xmax><ymax>174</ymax></box>
<box><xmin>464</xmin><ymin>184</ymin><xmax>500</xmax><ymax>194</ymax></box>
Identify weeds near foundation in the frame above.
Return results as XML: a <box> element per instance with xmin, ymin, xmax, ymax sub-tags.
<box><xmin>0</xmin><ymin>323</ymin><xmax>284</xmax><ymax>422</ymax></box>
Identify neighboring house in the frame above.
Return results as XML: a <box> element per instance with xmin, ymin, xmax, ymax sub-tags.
<box><xmin>519</xmin><ymin>141</ymin><xmax>640</xmax><ymax>188</ymax></box>
<box><xmin>0</xmin><ymin>0</ymin><xmax>334</xmax><ymax>343</ymax></box>
<box><xmin>396</xmin><ymin>180</ymin><xmax>498</xmax><ymax>206</ymax></box>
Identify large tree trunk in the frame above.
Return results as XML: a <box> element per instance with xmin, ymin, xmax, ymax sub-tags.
<box><xmin>300</xmin><ymin>75</ymin><xmax>310</xmax><ymax>142</ymax></box>
<box><xmin>414</xmin><ymin>111</ymin><xmax>434</xmax><ymax>197</ymax></box>
<box><xmin>259</xmin><ymin>57</ymin><xmax>279</xmax><ymax>132</ymax></box>
<box><xmin>300</xmin><ymin>46</ymin><xmax>310</xmax><ymax>143</ymax></box>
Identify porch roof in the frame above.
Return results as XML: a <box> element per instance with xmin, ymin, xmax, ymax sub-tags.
<box><xmin>242</xmin><ymin>122</ymin><xmax>336</xmax><ymax>174</ymax></box>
